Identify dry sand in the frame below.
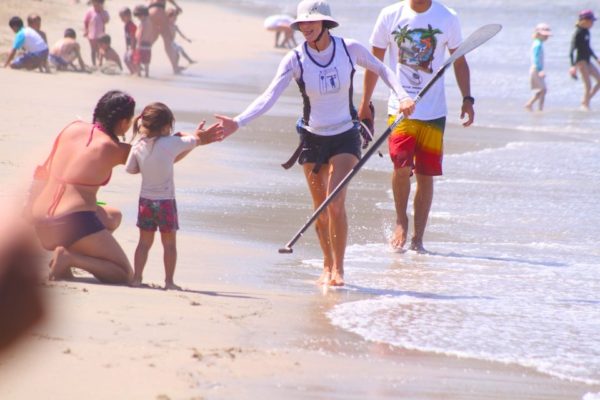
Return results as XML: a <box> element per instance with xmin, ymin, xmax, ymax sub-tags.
<box><xmin>0</xmin><ymin>1</ymin><xmax>598</xmax><ymax>399</ymax></box>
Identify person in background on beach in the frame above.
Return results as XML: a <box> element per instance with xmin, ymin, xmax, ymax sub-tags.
<box><xmin>166</xmin><ymin>8</ymin><xmax>196</xmax><ymax>65</ymax></box>
<box><xmin>525</xmin><ymin>23</ymin><xmax>552</xmax><ymax>112</ymax></box>
<box><xmin>359</xmin><ymin>0</ymin><xmax>474</xmax><ymax>253</ymax></box>
<box><xmin>3</xmin><ymin>16</ymin><xmax>49</xmax><ymax>71</ymax></box>
<box><xmin>83</xmin><ymin>0</ymin><xmax>109</xmax><ymax>67</ymax></box>
<box><xmin>147</xmin><ymin>0</ymin><xmax>183</xmax><ymax>74</ymax></box>
<box><xmin>125</xmin><ymin>103</ymin><xmax>223</xmax><ymax>289</ymax></box>
<box><xmin>216</xmin><ymin>0</ymin><xmax>415</xmax><ymax>286</ymax></box>
<box><xmin>28</xmin><ymin>90</ymin><xmax>136</xmax><ymax>284</ymax></box>
<box><xmin>48</xmin><ymin>28</ymin><xmax>87</xmax><ymax>72</ymax></box>
<box><xmin>27</xmin><ymin>13</ymin><xmax>50</xmax><ymax>73</ymax></box>
<box><xmin>119</xmin><ymin>7</ymin><xmax>138</xmax><ymax>75</ymax></box>
<box><xmin>569</xmin><ymin>9</ymin><xmax>600</xmax><ymax>111</ymax></box>
<box><xmin>133</xmin><ymin>4</ymin><xmax>153</xmax><ymax>77</ymax></box>
<box><xmin>97</xmin><ymin>34</ymin><xmax>123</xmax><ymax>73</ymax></box>
<box><xmin>264</xmin><ymin>14</ymin><xmax>297</xmax><ymax>49</ymax></box>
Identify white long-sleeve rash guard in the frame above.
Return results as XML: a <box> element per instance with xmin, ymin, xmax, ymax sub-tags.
<box><xmin>233</xmin><ymin>37</ymin><xmax>410</xmax><ymax>131</ymax></box>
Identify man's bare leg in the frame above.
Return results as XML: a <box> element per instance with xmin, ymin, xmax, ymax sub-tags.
<box><xmin>410</xmin><ymin>174</ymin><xmax>434</xmax><ymax>253</ymax></box>
<box><xmin>391</xmin><ymin>167</ymin><xmax>412</xmax><ymax>250</ymax></box>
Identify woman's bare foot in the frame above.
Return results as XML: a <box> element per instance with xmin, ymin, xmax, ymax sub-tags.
<box><xmin>329</xmin><ymin>269</ymin><xmax>345</xmax><ymax>287</ymax></box>
<box><xmin>48</xmin><ymin>247</ymin><xmax>73</xmax><ymax>280</ymax></box>
<box><xmin>164</xmin><ymin>281</ymin><xmax>182</xmax><ymax>291</ymax></box>
<box><xmin>316</xmin><ymin>269</ymin><xmax>331</xmax><ymax>286</ymax></box>
<box><xmin>390</xmin><ymin>224</ymin><xmax>407</xmax><ymax>251</ymax></box>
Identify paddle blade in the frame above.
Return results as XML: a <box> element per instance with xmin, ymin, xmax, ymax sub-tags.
<box><xmin>278</xmin><ymin>247</ymin><xmax>293</xmax><ymax>254</ymax></box>
<box><xmin>445</xmin><ymin>24</ymin><xmax>502</xmax><ymax>66</ymax></box>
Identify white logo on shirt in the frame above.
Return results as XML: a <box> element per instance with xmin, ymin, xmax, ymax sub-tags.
<box><xmin>319</xmin><ymin>67</ymin><xmax>341</xmax><ymax>95</ymax></box>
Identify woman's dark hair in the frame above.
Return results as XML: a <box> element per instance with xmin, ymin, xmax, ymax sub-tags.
<box><xmin>132</xmin><ymin>102</ymin><xmax>175</xmax><ymax>139</ymax></box>
<box><xmin>92</xmin><ymin>90</ymin><xmax>136</xmax><ymax>141</ymax></box>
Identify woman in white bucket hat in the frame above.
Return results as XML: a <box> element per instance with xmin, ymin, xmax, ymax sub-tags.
<box><xmin>216</xmin><ymin>0</ymin><xmax>415</xmax><ymax>286</ymax></box>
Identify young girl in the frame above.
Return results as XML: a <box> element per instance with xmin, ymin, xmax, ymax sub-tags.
<box><xmin>525</xmin><ymin>23</ymin><xmax>551</xmax><ymax>111</ymax></box>
<box><xmin>570</xmin><ymin>9</ymin><xmax>600</xmax><ymax>110</ymax></box>
<box><xmin>126</xmin><ymin>103</ymin><xmax>223</xmax><ymax>289</ymax></box>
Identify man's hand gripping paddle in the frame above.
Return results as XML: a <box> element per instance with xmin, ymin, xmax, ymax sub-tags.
<box><xmin>279</xmin><ymin>24</ymin><xmax>502</xmax><ymax>254</ymax></box>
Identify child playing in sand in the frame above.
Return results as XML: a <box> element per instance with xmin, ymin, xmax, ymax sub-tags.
<box><xmin>126</xmin><ymin>103</ymin><xmax>224</xmax><ymax>289</ymax></box>
<box><xmin>166</xmin><ymin>8</ymin><xmax>196</xmax><ymax>65</ymax></box>
<box><xmin>3</xmin><ymin>16</ymin><xmax>49</xmax><ymax>71</ymax></box>
<box><xmin>133</xmin><ymin>5</ymin><xmax>152</xmax><ymax>77</ymax></box>
<box><xmin>525</xmin><ymin>23</ymin><xmax>551</xmax><ymax>112</ymax></box>
<box><xmin>83</xmin><ymin>0</ymin><xmax>109</xmax><ymax>66</ymax></box>
<box><xmin>119</xmin><ymin>7</ymin><xmax>137</xmax><ymax>74</ymax></box>
<box><xmin>27</xmin><ymin>14</ymin><xmax>50</xmax><ymax>73</ymax></box>
<box><xmin>97</xmin><ymin>34</ymin><xmax>123</xmax><ymax>73</ymax></box>
<box><xmin>49</xmin><ymin>28</ymin><xmax>87</xmax><ymax>72</ymax></box>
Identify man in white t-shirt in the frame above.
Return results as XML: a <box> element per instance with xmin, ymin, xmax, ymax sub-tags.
<box><xmin>359</xmin><ymin>0</ymin><xmax>475</xmax><ymax>253</ymax></box>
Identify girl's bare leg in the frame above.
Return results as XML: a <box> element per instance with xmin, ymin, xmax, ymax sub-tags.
<box><xmin>133</xmin><ymin>229</ymin><xmax>155</xmax><ymax>287</ymax></box>
<box><xmin>160</xmin><ymin>231</ymin><xmax>179</xmax><ymax>290</ymax></box>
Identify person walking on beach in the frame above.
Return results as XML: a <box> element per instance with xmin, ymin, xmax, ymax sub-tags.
<box><xmin>147</xmin><ymin>0</ymin><xmax>183</xmax><ymax>74</ymax></box>
<box><xmin>119</xmin><ymin>7</ymin><xmax>138</xmax><ymax>75</ymax></box>
<box><xmin>525</xmin><ymin>23</ymin><xmax>552</xmax><ymax>112</ymax></box>
<box><xmin>83</xmin><ymin>0</ymin><xmax>110</xmax><ymax>67</ymax></box>
<box><xmin>359</xmin><ymin>0</ymin><xmax>474</xmax><ymax>253</ymax></box>
<box><xmin>28</xmin><ymin>91</ymin><xmax>136</xmax><ymax>284</ymax></box>
<box><xmin>569</xmin><ymin>9</ymin><xmax>600</xmax><ymax>111</ymax></box>
<box><xmin>166</xmin><ymin>8</ymin><xmax>196</xmax><ymax>66</ymax></box>
<box><xmin>4</xmin><ymin>16</ymin><xmax>49</xmax><ymax>71</ymax></box>
<box><xmin>125</xmin><ymin>103</ymin><xmax>223</xmax><ymax>289</ymax></box>
<box><xmin>216</xmin><ymin>0</ymin><xmax>415</xmax><ymax>286</ymax></box>
<box><xmin>133</xmin><ymin>5</ymin><xmax>153</xmax><ymax>77</ymax></box>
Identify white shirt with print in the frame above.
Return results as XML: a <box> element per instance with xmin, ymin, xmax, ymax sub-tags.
<box><xmin>370</xmin><ymin>1</ymin><xmax>462</xmax><ymax>120</ymax></box>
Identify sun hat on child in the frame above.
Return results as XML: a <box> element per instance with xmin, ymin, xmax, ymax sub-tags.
<box><xmin>535</xmin><ymin>23</ymin><xmax>552</xmax><ymax>36</ymax></box>
<box><xmin>579</xmin><ymin>9</ymin><xmax>597</xmax><ymax>21</ymax></box>
<box><xmin>290</xmin><ymin>0</ymin><xmax>339</xmax><ymax>31</ymax></box>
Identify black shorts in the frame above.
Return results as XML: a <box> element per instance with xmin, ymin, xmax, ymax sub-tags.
<box><xmin>298</xmin><ymin>126</ymin><xmax>362</xmax><ymax>172</ymax></box>
<box><xmin>34</xmin><ymin>211</ymin><xmax>105</xmax><ymax>250</ymax></box>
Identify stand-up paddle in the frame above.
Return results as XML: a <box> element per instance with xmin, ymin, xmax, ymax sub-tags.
<box><xmin>279</xmin><ymin>23</ymin><xmax>502</xmax><ymax>254</ymax></box>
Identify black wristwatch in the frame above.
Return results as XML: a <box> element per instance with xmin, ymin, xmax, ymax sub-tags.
<box><xmin>463</xmin><ymin>95</ymin><xmax>475</xmax><ymax>105</ymax></box>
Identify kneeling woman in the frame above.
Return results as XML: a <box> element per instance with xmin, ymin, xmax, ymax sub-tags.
<box><xmin>217</xmin><ymin>0</ymin><xmax>415</xmax><ymax>286</ymax></box>
<box><xmin>30</xmin><ymin>91</ymin><xmax>136</xmax><ymax>284</ymax></box>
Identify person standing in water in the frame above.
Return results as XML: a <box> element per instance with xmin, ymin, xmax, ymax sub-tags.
<box><xmin>216</xmin><ymin>0</ymin><xmax>414</xmax><ymax>286</ymax></box>
<box><xmin>569</xmin><ymin>9</ymin><xmax>600</xmax><ymax>111</ymax></box>
<box><xmin>525</xmin><ymin>23</ymin><xmax>552</xmax><ymax>112</ymax></box>
<box><xmin>359</xmin><ymin>0</ymin><xmax>474</xmax><ymax>253</ymax></box>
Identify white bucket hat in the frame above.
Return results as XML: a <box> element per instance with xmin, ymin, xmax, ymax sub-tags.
<box><xmin>290</xmin><ymin>0</ymin><xmax>339</xmax><ymax>31</ymax></box>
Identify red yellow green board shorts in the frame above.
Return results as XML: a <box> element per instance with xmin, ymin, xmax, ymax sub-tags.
<box><xmin>387</xmin><ymin>115</ymin><xmax>446</xmax><ymax>176</ymax></box>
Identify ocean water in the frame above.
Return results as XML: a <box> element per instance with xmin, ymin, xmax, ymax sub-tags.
<box><xmin>191</xmin><ymin>0</ymin><xmax>600</xmax><ymax>390</ymax></box>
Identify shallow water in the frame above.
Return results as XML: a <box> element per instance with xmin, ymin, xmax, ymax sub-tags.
<box><xmin>182</xmin><ymin>0</ymin><xmax>600</xmax><ymax>388</ymax></box>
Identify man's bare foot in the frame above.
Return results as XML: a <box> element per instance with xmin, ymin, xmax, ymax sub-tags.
<box><xmin>390</xmin><ymin>224</ymin><xmax>407</xmax><ymax>251</ymax></box>
<box><xmin>164</xmin><ymin>282</ymin><xmax>182</xmax><ymax>291</ymax></box>
<box><xmin>329</xmin><ymin>269</ymin><xmax>344</xmax><ymax>287</ymax></box>
<box><xmin>524</xmin><ymin>103</ymin><xmax>533</xmax><ymax>111</ymax></box>
<box><xmin>317</xmin><ymin>269</ymin><xmax>331</xmax><ymax>285</ymax></box>
<box><xmin>409</xmin><ymin>238</ymin><xmax>427</xmax><ymax>254</ymax></box>
<box><xmin>130</xmin><ymin>276</ymin><xmax>143</xmax><ymax>287</ymax></box>
<box><xmin>48</xmin><ymin>247</ymin><xmax>73</xmax><ymax>280</ymax></box>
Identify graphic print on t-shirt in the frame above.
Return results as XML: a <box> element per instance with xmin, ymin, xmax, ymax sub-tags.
<box><xmin>319</xmin><ymin>67</ymin><xmax>341</xmax><ymax>95</ymax></box>
<box><xmin>393</xmin><ymin>24</ymin><xmax>443</xmax><ymax>84</ymax></box>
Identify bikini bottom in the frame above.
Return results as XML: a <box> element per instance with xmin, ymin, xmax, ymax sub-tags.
<box><xmin>34</xmin><ymin>210</ymin><xmax>105</xmax><ymax>249</ymax></box>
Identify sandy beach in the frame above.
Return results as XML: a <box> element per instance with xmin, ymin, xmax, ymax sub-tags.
<box><xmin>0</xmin><ymin>1</ymin><xmax>599</xmax><ymax>399</ymax></box>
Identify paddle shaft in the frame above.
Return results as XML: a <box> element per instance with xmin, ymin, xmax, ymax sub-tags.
<box><xmin>279</xmin><ymin>63</ymin><xmax>451</xmax><ymax>253</ymax></box>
